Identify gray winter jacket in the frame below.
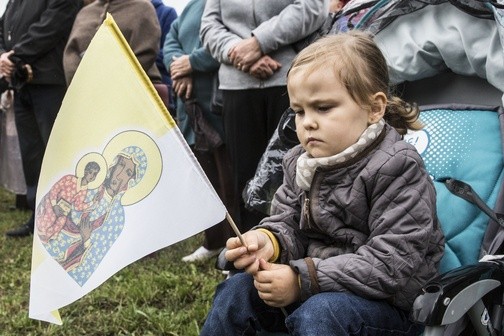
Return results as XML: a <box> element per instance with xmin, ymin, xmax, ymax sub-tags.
<box><xmin>200</xmin><ymin>0</ymin><xmax>329</xmax><ymax>90</ymax></box>
<box><xmin>256</xmin><ymin>124</ymin><xmax>445</xmax><ymax>311</ymax></box>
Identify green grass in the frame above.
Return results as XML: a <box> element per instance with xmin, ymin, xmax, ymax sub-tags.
<box><xmin>0</xmin><ymin>188</ymin><xmax>225</xmax><ymax>335</ymax></box>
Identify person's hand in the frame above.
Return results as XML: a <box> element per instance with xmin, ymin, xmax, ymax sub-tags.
<box><xmin>79</xmin><ymin>216</ymin><xmax>93</xmax><ymax>242</ymax></box>
<box><xmin>170</xmin><ymin>55</ymin><xmax>192</xmax><ymax>79</ymax></box>
<box><xmin>228</xmin><ymin>37</ymin><xmax>262</xmax><ymax>72</ymax></box>
<box><xmin>53</xmin><ymin>205</ymin><xmax>65</xmax><ymax>217</ymax></box>
<box><xmin>254</xmin><ymin>258</ymin><xmax>301</xmax><ymax>307</ymax></box>
<box><xmin>225</xmin><ymin>230</ymin><xmax>275</xmax><ymax>274</ymax></box>
<box><xmin>0</xmin><ymin>50</ymin><xmax>15</xmax><ymax>79</ymax></box>
<box><xmin>248</xmin><ymin>55</ymin><xmax>281</xmax><ymax>79</ymax></box>
<box><xmin>172</xmin><ymin>76</ymin><xmax>193</xmax><ymax>100</ymax></box>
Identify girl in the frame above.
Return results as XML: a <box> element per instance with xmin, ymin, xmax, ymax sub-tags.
<box><xmin>200</xmin><ymin>31</ymin><xmax>445</xmax><ymax>335</ymax></box>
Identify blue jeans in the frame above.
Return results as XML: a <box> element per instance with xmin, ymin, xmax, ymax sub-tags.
<box><xmin>200</xmin><ymin>272</ymin><xmax>423</xmax><ymax>336</ymax></box>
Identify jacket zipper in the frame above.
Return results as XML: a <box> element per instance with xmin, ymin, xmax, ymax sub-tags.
<box><xmin>304</xmin><ymin>169</ymin><xmax>321</xmax><ymax>229</ymax></box>
<box><xmin>303</xmin><ymin>195</ymin><xmax>311</xmax><ymax>229</ymax></box>
<box><xmin>6</xmin><ymin>0</ymin><xmax>20</xmax><ymax>43</ymax></box>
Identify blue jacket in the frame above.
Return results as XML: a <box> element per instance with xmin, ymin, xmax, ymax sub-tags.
<box><xmin>151</xmin><ymin>0</ymin><xmax>177</xmax><ymax>85</ymax></box>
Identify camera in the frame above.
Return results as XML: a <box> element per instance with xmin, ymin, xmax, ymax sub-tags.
<box><xmin>0</xmin><ymin>55</ymin><xmax>33</xmax><ymax>94</ymax></box>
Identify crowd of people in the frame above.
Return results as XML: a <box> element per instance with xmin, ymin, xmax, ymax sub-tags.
<box><xmin>0</xmin><ymin>0</ymin><xmax>175</xmax><ymax>238</ymax></box>
<box><xmin>0</xmin><ymin>0</ymin><xmax>456</xmax><ymax>335</ymax></box>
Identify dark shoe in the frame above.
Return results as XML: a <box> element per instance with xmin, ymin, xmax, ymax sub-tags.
<box><xmin>15</xmin><ymin>194</ymin><xmax>30</xmax><ymax>210</ymax></box>
<box><xmin>5</xmin><ymin>223</ymin><xmax>33</xmax><ymax>237</ymax></box>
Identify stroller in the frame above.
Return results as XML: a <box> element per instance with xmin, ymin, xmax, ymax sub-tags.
<box><xmin>241</xmin><ymin>1</ymin><xmax>504</xmax><ymax>334</ymax></box>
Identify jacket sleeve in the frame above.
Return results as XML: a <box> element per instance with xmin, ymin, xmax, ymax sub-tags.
<box><xmin>163</xmin><ymin>17</ymin><xmax>183</xmax><ymax>71</ymax></box>
<box><xmin>255</xmin><ymin>147</ymin><xmax>309</xmax><ymax>261</ymax></box>
<box><xmin>13</xmin><ymin>0</ymin><xmax>80</xmax><ymax>64</ymax></box>
<box><xmin>127</xmin><ymin>4</ymin><xmax>161</xmax><ymax>78</ymax></box>
<box><xmin>252</xmin><ymin>0</ymin><xmax>329</xmax><ymax>54</ymax></box>
<box><xmin>156</xmin><ymin>7</ymin><xmax>178</xmax><ymax>75</ymax></box>
<box><xmin>291</xmin><ymin>146</ymin><xmax>442</xmax><ymax>305</ymax></box>
<box><xmin>62</xmin><ymin>14</ymin><xmax>85</xmax><ymax>85</ymax></box>
<box><xmin>163</xmin><ymin>17</ymin><xmax>219</xmax><ymax>74</ymax></box>
<box><xmin>189</xmin><ymin>47</ymin><xmax>220</xmax><ymax>73</ymax></box>
<box><xmin>0</xmin><ymin>3</ymin><xmax>9</xmax><ymax>53</ymax></box>
<box><xmin>200</xmin><ymin>0</ymin><xmax>329</xmax><ymax>63</ymax></box>
<box><xmin>200</xmin><ymin>0</ymin><xmax>241</xmax><ymax>64</ymax></box>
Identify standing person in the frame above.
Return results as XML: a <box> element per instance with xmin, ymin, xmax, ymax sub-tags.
<box><xmin>0</xmin><ymin>0</ymin><xmax>81</xmax><ymax>237</ymax></box>
<box><xmin>63</xmin><ymin>0</ymin><xmax>162</xmax><ymax>86</ymax></box>
<box><xmin>200</xmin><ymin>31</ymin><xmax>445</xmax><ymax>335</ymax></box>
<box><xmin>200</xmin><ymin>0</ymin><xmax>330</xmax><ymax>233</ymax></box>
<box><xmin>150</xmin><ymin>0</ymin><xmax>177</xmax><ymax>113</ymax></box>
<box><xmin>164</xmin><ymin>0</ymin><xmax>234</xmax><ymax>262</ymax></box>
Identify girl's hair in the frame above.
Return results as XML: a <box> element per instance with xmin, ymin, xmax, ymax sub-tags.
<box><xmin>288</xmin><ymin>30</ymin><xmax>421</xmax><ymax>135</ymax></box>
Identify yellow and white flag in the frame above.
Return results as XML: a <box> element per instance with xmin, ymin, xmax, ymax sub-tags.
<box><xmin>29</xmin><ymin>14</ymin><xmax>226</xmax><ymax>324</ymax></box>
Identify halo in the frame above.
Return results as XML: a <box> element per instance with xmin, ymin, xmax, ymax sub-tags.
<box><xmin>102</xmin><ymin>130</ymin><xmax>162</xmax><ymax>205</ymax></box>
<box><xmin>75</xmin><ymin>152</ymin><xmax>107</xmax><ymax>190</ymax></box>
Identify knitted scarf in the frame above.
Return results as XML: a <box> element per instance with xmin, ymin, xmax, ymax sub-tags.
<box><xmin>296</xmin><ymin>119</ymin><xmax>385</xmax><ymax>191</ymax></box>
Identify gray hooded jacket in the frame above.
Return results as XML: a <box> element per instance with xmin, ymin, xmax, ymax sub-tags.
<box><xmin>200</xmin><ymin>0</ymin><xmax>329</xmax><ymax>90</ymax></box>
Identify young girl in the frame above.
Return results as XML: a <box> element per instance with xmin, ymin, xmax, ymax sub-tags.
<box><xmin>200</xmin><ymin>31</ymin><xmax>445</xmax><ymax>335</ymax></box>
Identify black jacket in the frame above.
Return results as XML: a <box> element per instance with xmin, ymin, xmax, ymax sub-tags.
<box><xmin>0</xmin><ymin>0</ymin><xmax>81</xmax><ymax>85</ymax></box>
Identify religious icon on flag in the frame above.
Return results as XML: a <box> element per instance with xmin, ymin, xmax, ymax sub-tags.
<box><xmin>35</xmin><ymin>131</ymin><xmax>162</xmax><ymax>286</ymax></box>
<box><xmin>29</xmin><ymin>14</ymin><xmax>227</xmax><ymax>325</ymax></box>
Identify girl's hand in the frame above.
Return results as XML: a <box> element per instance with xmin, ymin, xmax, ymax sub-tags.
<box><xmin>225</xmin><ymin>230</ymin><xmax>274</xmax><ymax>274</ymax></box>
<box><xmin>253</xmin><ymin>258</ymin><xmax>301</xmax><ymax>307</ymax></box>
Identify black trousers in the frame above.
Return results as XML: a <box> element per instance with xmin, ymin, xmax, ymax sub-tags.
<box><xmin>222</xmin><ymin>86</ymin><xmax>290</xmax><ymax>232</ymax></box>
<box><xmin>194</xmin><ymin>146</ymin><xmax>235</xmax><ymax>250</ymax></box>
<box><xmin>14</xmin><ymin>84</ymin><xmax>66</xmax><ymax>228</ymax></box>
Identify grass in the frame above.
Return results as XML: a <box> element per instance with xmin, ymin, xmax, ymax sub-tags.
<box><xmin>0</xmin><ymin>188</ymin><xmax>225</xmax><ymax>335</ymax></box>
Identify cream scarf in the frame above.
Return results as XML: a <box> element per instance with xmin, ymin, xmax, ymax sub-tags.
<box><xmin>296</xmin><ymin>119</ymin><xmax>385</xmax><ymax>191</ymax></box>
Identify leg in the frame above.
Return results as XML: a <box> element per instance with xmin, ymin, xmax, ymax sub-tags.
<box><xmin>201</xmin><ymin>272</ymin><xmax>288</xmax><ymax>335</ymax></box>
<box><xmin>181</xmin><ymin>147</ymin><xmax>235</xmax><ymax>262</ymax></box>
<box><xmin>7</xmin><ymin>84</ymin><xmax>65</xmax><ymax>236</ymax></box>
<box><xmin>285</xmin><ymin>292</ymin><xmax>423</xmax><ymax>336</ymax></box>
<box><xmin>194</xmin><ymin>148</ymin><xmax>233</xmax><ymax>250</ymax></box>
<box><xmin>222</xmin><ymin>87</ymin><xmax>289</xmax><ymax>232</ymax></box>
<box><xmin>15</xmin><ymin>84</ymin><xmax>65</xmax><ymax>208</ymax></box>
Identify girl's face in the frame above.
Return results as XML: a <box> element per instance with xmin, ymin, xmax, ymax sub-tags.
<box><xmin>288</xmin><ymin>66</ymin><xmax>385</xmax><ymax>158</ymax></box>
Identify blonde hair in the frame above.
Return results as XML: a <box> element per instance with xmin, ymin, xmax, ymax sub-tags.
<box><xmin>288</xmin><ymin>31</ymin><xmax>421</xmax><ymax>135</ymax></box>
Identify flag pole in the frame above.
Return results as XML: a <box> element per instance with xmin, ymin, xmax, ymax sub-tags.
<box><xmin>225</xmin><ymin>212</ymin><xmax>246</xmax><ymax>247</ymax></box>
<box><xmin>226</xmin><ymin>211</ymin><xmax>285</xmax><ymax>314</ymax></box>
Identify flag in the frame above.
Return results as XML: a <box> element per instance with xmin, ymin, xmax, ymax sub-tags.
<box><xmin>29</xmin><ymin>14</ymin><xmax>226</xmax><ymax>324</ymax></box>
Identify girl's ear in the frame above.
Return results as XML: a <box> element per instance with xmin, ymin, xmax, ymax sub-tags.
<box><xmin>368</xmin><ymin>92</ymin><xmax>387</xmax><ymax>124</ymax></box>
